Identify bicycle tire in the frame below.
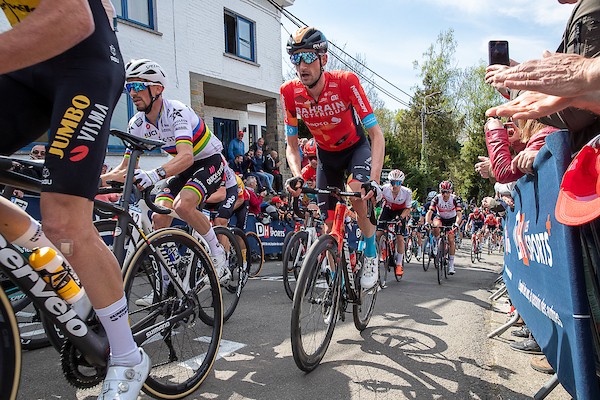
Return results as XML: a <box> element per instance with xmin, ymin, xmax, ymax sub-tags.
<box><xmin>245</xmin><ymin>231</ymin><xmax>264</xmax><ymax>277</ymax></box>
<box><xmin>282</xmin><ymin>230</ymin><xmax>295</xmax><ymax>262</ymax></box>
<box><xmin>421</xmin><ymin>241</ymin><xmax>430</xmax><ymax>271</ymax></box>
<box><xmin>283</xmin><ymin>231</ymin><xmax>308</xmax><ymax>301</ymax></box>
<box><xmin>353</xmin><ymin>250</ymin><xmax>378</xmax><ymax>331</ymax></box>
<box><xmin>378</xmin><ymin>235</ymin><xmax>388</xmax><ymax>288</ymax></box>
<box><xmin>3</xmin><ymin>282</ymin><xmax>51</xmax><ymax>351</ymax></box>
<box><xmin>470</xmin><ymin>239</ymin><xmax>477</xmax><ymax>263</ymax></box>
<box><xmin>476</xmin><ymin>245</ymin><xmax>482</xmax><ymax>262</ymax></box>
<box><xmin>230</xmin><ymin>227</ymin><xmax>251</xmax><ymax>287</ymax></box>
<box><xmin>404</xmin><ymin>236</ymin><xmax>412</xmax><ymax>264</ymax></box>
<box><xmin>214</xmin><ymin>226</ymin><xmax>243</xmax><ymax>323</ymax></box>
<box><xmin>0</xmin><ymin>288</ymin><xmax>21</xmax><ymax>400</ymax></box>
<box><xmin>414</xmin><ymin>239</ymin><xmax>421</xmax><ymax>262</ymax></box>
<box><xmin>122</xmin><ymin>228</ymin><xmax>223</xmax><ymax>399</ymax></box>
<box><xmin>443</xmin><ymin>240</ymin><xmax>448</xmax><ymax>280</ymax></box>
<box><xmin>488</xmin><ymin>238</ymin><xmax>492</xmax><ymax>255</ymax></box>
<box><xmin>291</xmin><ymin>234</ymin><xmax>341</xmax><ymax>372</ymax></box>
<box><xmin>434</xmin><ymin>239</ymin><xmax>443</xmax><ymax>285</ymax></box>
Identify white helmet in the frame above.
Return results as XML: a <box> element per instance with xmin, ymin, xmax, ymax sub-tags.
<box><xmin>388</xmin><ymin>169</ymin><xmax>405</xmax><ymax>183</ymax></box>
<box><xmin>125</xmin><ymin>59</ymin><xmax>167</xmax><ymax>87</ymax></box>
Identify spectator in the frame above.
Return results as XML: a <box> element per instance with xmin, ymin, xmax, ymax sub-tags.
<box><xmin>245</xmin><ymin>175</ymin><xmax>266</xmax><ymax>215</ymax></box>
<box><xmin>228</xmin><ymin>130</ymin><xmax>245</xmax><ymax>162</ymax></box>
<box><xmin>30</xmin><ymin>144</ymin><xmax>46</xmax><ymax>160</ymax></box>
<box><xmin>250</xmin><ymin>136</ymin><xmax>267</xmax><ymax>154</ymax></box>
<box><xmin>270</xmin><ymin>196</ymin><xmax>288</xmax><ymax>221</ymax></box>
<box><xmin>229</xmin><ymin>154</ymin><xmax>244</xmax><ymax>176</ymax></box>
<box><xmin>265</xmin><ymin>150</ymin><xmax>283</xmax><ymax>193</ymax></box>
<box><xmin>242</xmin><ymin>150</ymin><xmax>267</xmax><ymax>189</ymax></box>
<box><xmin>253</xmin><ymin>148</ymin><xmax>275</xmax><ymax>194</ymax></box>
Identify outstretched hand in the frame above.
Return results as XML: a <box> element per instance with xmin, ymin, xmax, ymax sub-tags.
<box><xmin>486</xmin><ymin>91</ymin><xmax>575</xmax><ymax>119</ymax></box>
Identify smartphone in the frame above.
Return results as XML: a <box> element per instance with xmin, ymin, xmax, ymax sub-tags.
<box><xmin>488</xmin><ymin>40</ymin><xmax>509</xmax><ymax>66</ymax></box>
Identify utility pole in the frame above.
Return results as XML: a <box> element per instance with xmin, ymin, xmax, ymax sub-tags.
<box><xmin>420</xmin><ymin>91</ymin><xmax>441</xmax><ymax>173</ymax></box>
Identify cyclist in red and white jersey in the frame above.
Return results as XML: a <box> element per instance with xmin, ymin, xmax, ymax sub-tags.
<box><xmin>376</xmin><ymin>170</ymin><xmax>412</xmax><ymax>277</ymax></box>
<box><xmin>281</xmin><ymin>27</ymin><xmax>385</xmax><ymax>290</ymax></box>
<box><xmin>425</xmin><ymin>180</ymin><xmax>462</xmax><ymax>275</ymax></box>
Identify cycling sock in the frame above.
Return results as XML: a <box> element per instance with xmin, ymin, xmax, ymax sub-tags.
<box><xmin>449</xmin><ymin>255</ymin><xmax>455</xmax><ymax>267</ymax></box>
<box><xmin>13</xmin><ymin>217</ymin><xmax>55</xmax><ymax>251</ymax></box>
<box><xmin>95</xmin><ymin>294</ymin><xmax>141</xmax><ymax>366</ymax></box>
<box><xmin>364</xmin><ymin>234</ymin><xmax>376</xmax><ymax>258</ymax></box>
<box><xmin>202</xmin><ymin>228</ymin><xmax>221</xmax><ymax>255</ymax></box>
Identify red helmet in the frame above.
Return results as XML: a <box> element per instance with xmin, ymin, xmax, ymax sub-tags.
<box><xmin>474</xmin><ymin>207</ymin><xmax>480</xmax><ymax>215</ymax></box>
<box><xmin>303</xmin><ymin>138</ymin><xmax>317</xmax><ymax>157</ymax></box>
<box><xmin>439</xmin><ymin>180</ymin><xmax>453</xmax><ymax>192</ymax></box>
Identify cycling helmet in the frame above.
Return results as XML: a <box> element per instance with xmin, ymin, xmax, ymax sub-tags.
<box><xmin>411</xmin><ymin>200</ymin><xmax>419</xmax><ymax>209</ymax></box>
<box><xmin>439</xmin><ymin>180</ymin><xmax>453</xmax><ymax>192</ymax></box>
<box><xmin>474</xmin><ymin>207</ymin><xmax>480</xmax><ymax>215</ymax></box>
<box><xmin>125</xmin><ymin>59</ymin><xmax>168</xmax><ymax>87</ymax></box>
<box><xmin>426</xmin><ymin>191</ymin><xmax>437</xmax><ymax>202</ymax></box>
<box><xmin>388</xmin><ymin>169</ymin><xmax>405</xmax><ymax>183</ymax></box>
<box><xmin>286</xmin><ymin>26</ymin><xmax>328</xmax><ymax>55</ymax></box>
<box><xmin>303</xmin><ymin>138</ymin><xmax>317</xmax><ymax>157</ymax></box>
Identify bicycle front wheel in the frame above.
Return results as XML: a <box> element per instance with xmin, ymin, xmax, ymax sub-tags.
<box><xmin>123</xmin><ymin>228</ymin><xmax>223</xmax><ymax>399</ymax></box>
<box><xmin>378</xmin><ymin>235</ymin><xmax>388</xmax><ymax>288</ymax></box>
<box><xmin>434</xmin><ymin>240</ymin><xmax>443</xmax><ymax>285</ymax></box>
<box><xmin>403</xmin><ymin>237</ymin><xmax>412</xmax><ymax>264</ymax></box>
<box><xmin>353</xmin><ymin>251</ymin><xmax>378</xmax><ymax>331</ymax></box>
<box><xmin>422</xmin><ymin>241</ymin><xmax>430</xmax><ymax>272</ymax></box>
<box><xmin>291</xmin><ymin>234</ymin><xmax>341</xmax><ymax>372</ymax></box>
<box><xmin>0</xmin><ymin>288</ymin><xmax>21</xmax><ymax>400</ymax></box>
<box><xmin>283</xmin><ymin>231</ymin><xmax>308</xmax><ymax>301</ymax></box>
<box><xmin>245</xmin><ymin>231</ymin><xmax>264</xmax><ymax>277</ymax></box>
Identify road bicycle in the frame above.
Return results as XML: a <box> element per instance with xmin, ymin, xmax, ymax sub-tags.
<box><xmin>433</xmin><ymin>226</ymin><xmax>456</xmax><ymax>285</ymax></box>
<box><xmin>290</xmin><ymin>186</ymin><xmax>377</xmax><ymax>372</ymax></box>
<box><xmin>403</xmin><ymin>224</ymin><xmax>422</xmax><ymax>264</ymax></box>
<box><xmin>470</xmin><ymin>229</ymin><xmax>483</xmax><ymax>263</ymax></box>
<box><xmin>421</xmin><ymin>229</ymin><xmax>437</xmax><ymax>272</ymax></box>
<box><xmin>0</xmin><ymin>129</ymin><xmax>224</xmax><ymax>399</ymax></box>
<box><xmin>282</xmin><ymin>196</ymin><xmax>323</xmax><ymax>300</ymax></box>
<box><xmin>377</xmin><ymin>217</ymin><xmax>404</xmax><ymax>287</ymax></box>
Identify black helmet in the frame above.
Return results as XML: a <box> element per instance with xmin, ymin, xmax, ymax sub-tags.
<box><xmin>286</xmin><ymin>26</ymin><xmax>328</xmax><ymax>55</ymax></box>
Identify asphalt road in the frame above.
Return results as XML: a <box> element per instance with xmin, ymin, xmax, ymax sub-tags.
<box><xmin>16</xmin><ymin>246</ymin><xmax>570</xmax><ymax>400</ymax></box>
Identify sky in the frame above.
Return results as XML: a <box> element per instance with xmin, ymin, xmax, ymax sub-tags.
<box><xmin>280</xmin><ymin>0</ymin><xmax>577</xmax><ymax>110</ymax></box>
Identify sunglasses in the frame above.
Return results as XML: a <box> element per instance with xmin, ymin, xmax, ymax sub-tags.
<box><xmin>308</xmin><ymin>156</ymin><xmax>317</xmax><ymax>161</ymax></box>
<box><xmin>391</xmin><ymin>180</ymin><xmax>402</xmax><ymax>186</ymax></box>
<box><xmin>441</xmin><ymin>190</ymin><xmax>450</xmax><ymax>194</ymax></box>
<box><xmin>125</xmin><ymin>81</ymin><xmax>162</xmax><ymax>93</ymax></box>
<box><xmin>31</xmin><ymin>149</ymin><xmax>45</xmax><ymax>156</ymax></box>
<box><xmin>290</xmin><ymin>52</ymin><xmax>319</xmax><ymax>66</ymax></box>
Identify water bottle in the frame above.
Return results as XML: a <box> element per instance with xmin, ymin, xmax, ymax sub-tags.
<box><xmin>29</xmin><ymin>247</ymin><xmax>92</xmax><ymax>319</ymax></box>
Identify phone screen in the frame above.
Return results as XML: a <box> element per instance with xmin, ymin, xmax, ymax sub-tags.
<box><xmin>488</xmin><ymin>41</ymin><xmax>509</xmax><ymax>66</ymax></box>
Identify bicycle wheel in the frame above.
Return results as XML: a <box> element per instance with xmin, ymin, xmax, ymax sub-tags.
<box><xmin>282</xmin><ymin>230</ymin><xmax>295</xmax><ymax>262</ymax></box>
<box><xmin>353</xmin><ymin>250</ymin><xmax>378</xmax><ymax>331</ymax></box>
<box><xmin>230</xmin><ymin>227</ymin><xmax>250</xmax><ymax>287</ymax></box>
<box><xmin>0</xmin><ymin>288</ymin><xmax>21</xmax><ymax>400</ymax></box>
<box><xmin>245</xmin><ymin>231</ymin><xmax>264</xmax><ymax>277</ymax></box>
<box><xmin>404</xmin><ymin>236</ymin><xmax>412</xmax><ymax>264</ymax></box>
<box><xmin>435</xmin><ymin>239</ymin><xmax>443</xmax><ymax>285</ymax></box>
<box><xmin>291</xmin><ymin>234</ymin><xmax>341</xmax><ymax>372</ymax></box>
<box><xmin>476</xmin><ymin>244</ymin><xmax>482</xmax><ymax>262</ymax></box>
<box><xmin>414</xmin><ymin>239</ymin><xmax>421</xmax><ymax>261</ymax></box>
<box><xmin>470</xmin><ymin>238</ymin><xmax>477</xmax><ymax>263</ymax></box>
<box><xmin>378</xmin><ymin>235</ymin><xmax>388</xmax><ymax>288</ymax></box>
<box><xmin>283</xmin><ymin>231</ymin><xmax>308</xmax><ymax>301</ymax></box>
<box><xmin>214</xmin><ymin>226</ymin><xmax>243</xmax><ymax>322</ymax></box>
<box><xmin>443</xmin><ymin>241</ymin><xmax>448</xmax><ymax>280</ymax></box>
<box><xmin>421</xmin><ymin>240</ymin><xmax>430</xmax><ymax>271</ymax></box>
<box><xmin>123</xmin><ymin>228</ymin><xmax>223</xmax><ymax>399</ymax></box>
<box><xmin>487</xmin><ymin>238</ymin><xmax>492</xmax><ymax>255</ymax></box>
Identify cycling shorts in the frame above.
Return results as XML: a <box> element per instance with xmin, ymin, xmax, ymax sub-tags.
<box><xmin>435</xmin><ymin>215</ymin><xmax>457</xmax><ymax>228</ymax></box>
<box><xmin>377</xmin><ymin>207</ymin><xmax>407</xmax><ymax>235</ymax></box>
<box><xmin>0</xmin><ymin>0</ymin><xmax>125</xmax><ymax>200</ymax></box>
<box><xmin>470</xmin><ymin>221</ymin><xmax>484</xmax><ymax>235</ymax></box>
<box><xmin>216</xmin><ymin>183</ymin><xmax>240</xmax><ymax>219</ymax></box>
<box><xmin>316</xmin><ymin>137</ymin><xmax>371</xmax><ymax>218</ymax></box>
<box><xmin>157</xmin><ymin>154</ymin><xmax>225</xmax><ymax>205</ymax></box>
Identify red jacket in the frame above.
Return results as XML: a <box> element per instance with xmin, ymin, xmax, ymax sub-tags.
<box><xmin>485</xmin><ymin>126</ymin><xmax>558</xmax><ymax>183</ymax></box>
<box><xmin>248</xmin><ymin>188</ymin><xmax>263</xmax><ymax>215</ymax></box>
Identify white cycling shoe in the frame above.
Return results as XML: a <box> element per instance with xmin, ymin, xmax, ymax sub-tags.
<box><xmin>360</xmin><ymin>256</ymin><xmax>379</xmax><ymax>290</ymax></box>
<box><xmin>98</xmin><ymin>348</ymin><xmax>150</xmax><ymax>400</ymax></box>
<box><xmin>212</xmin><ymin>245</ymin><xmax>231</xmax><ymax>284</ymax></box>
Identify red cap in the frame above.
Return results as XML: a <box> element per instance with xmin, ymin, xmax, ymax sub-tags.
<box><xmin>238</xmin><ymin>130</ymin><xmax>244</xmax><ymax>136</ymax></box>
<box><xmin>271</xmin><ymin>196</ymin><xmax>282</xmax><ymax>203</ymax></box>
<box><xmin>555</xmin><ymin>135</ymin><xmax>600</xmax><ymax>226</ymax></box>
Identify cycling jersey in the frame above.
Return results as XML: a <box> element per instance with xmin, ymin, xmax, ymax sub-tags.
<box><xmin>280</xmin><ymin>70</ymin><xmax>377</xmax><ymax>152</ymax></box>
<box><xmin>484</xmin><ymin>214</ymin><xmax>498</xmax><ymax>226</ymax></box>
<box><xmin>469</xmin><ymin>213</ymin><xmax>485</xmax><ymax>226</ymax></box>
<box><xmin>381</xmin><ymin>184</ymin><xmax>412</xmax><ymax>211</ymax></box>
<box><xmin>126</xmin><ymin>98</ymin><xmax>223</xmax><ymax>161</ymax></box>
<box><xmin>429</xmin><ymin>194</ymin><xmax>461</xmax><ymax>219</ymax></box>
<box><xmin>0</xmin><ymin>0</ymin><xmax>124</xmax><ymax>200</ymax></box>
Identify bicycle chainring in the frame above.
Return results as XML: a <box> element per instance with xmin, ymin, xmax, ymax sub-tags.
<box><xmin>60</xmin><ymin>339</ymin><xmax>106</xmax><ymax>389</ymax></box>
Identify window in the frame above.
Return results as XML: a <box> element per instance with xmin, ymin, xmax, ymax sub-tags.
<box><xmin>248</xmin><ymin>125</ymin><xmax>257</xmax><ymax>148</ymax></box>
<box><xmin>113</xmin><ymin>0</ymin><xmax>154</xmax><ymax>29</ymax></box>
<box><xmin>107</xmin><ymin>93</ymin><xmax>133</xmax><ymax>153</ymax></box>
<box><xmin>224</xmin><ymin>10</ymin><xmax>256</xmax><ymax>62</ymax></box>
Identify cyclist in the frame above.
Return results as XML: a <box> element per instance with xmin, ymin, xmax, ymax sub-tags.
<box><xmin>281</xmin><ymin>26</ymin><xmax>385</xmax><ymax>290</ymax></box>
<box><xmin>376</xmin><ymin>170</ymin><xmax>412</xmax><ymax>276</ymax></box>
<box><xmin>466</xmin><ymin>207</ymin><xmax>485</xmax><ymax>251</ymax></box>
<box><xmin>407</xmin><ymin>200</ymin><xmax>424</xmax><ymax>258</ymax></box>
<box><xmin>102</xmin><ymin>59</ymin><xmax>231</xmax><ymax>284</ymax></box>
<box><xmin>425</xmin><ymin>181</ymin><xmax>462</xmax><ymax>275</ymax></box>
<box><xmin>301</xmin><ymin>138</ymin><xmax>318</xmax><ymax>183</ymax></box>
<box><xmin>483</xmin><ymin>210</ymin><xmax>499</xmax><ymax>247</ymax></box>
<box><xmin>0</xmin><ymin>1</ymin><xmax>151</xmax><ymax>399</ymax></box>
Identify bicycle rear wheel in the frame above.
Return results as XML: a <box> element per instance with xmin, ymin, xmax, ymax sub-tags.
<box><xmin>291</xmin><ymin>234</ymin><xmax>341</xmax><ymax>372</ymax></box>
<box><xmin>245</xmin><ymin>231</ymin><xmax>264</xmax><ymax>277</ymax></box>
<box><xmin>283</xmin><ymin>231</ymin><xmax>308</xmax><ymax>301</ymax></box>
<box><xmin>435</xmin><ymin>239</ymin><xmax>443</xmax><ymax>285</ymax></box>
<box><xmin>123</xmin><ymin>228</ymin><xmax>223</xmax><ymax>399</ymax></box>
<box><xmin>0</xmin><ymin>288</ymin><xmax>21</xmax><ymax>400</ymax></box>
<box><xmin>214</xmin><ymin>226</ymin><xmax>243</xmax><ymax>322</ymax></box>
<box><xmin>353</xmin><ymin>251</ymin><xmax>378</xmax><ymax>331</ymax></box>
